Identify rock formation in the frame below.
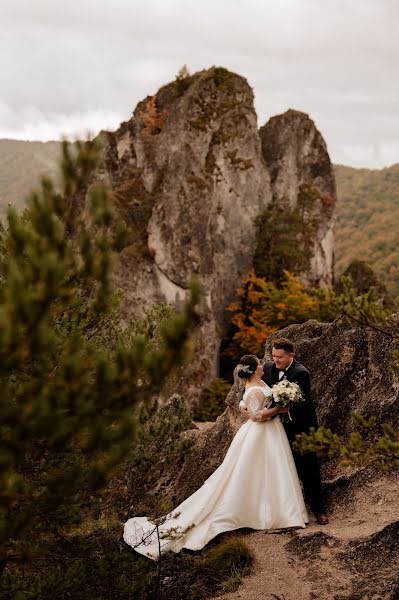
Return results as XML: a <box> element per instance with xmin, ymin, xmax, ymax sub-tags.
<box><xmin>260</xmin><ymin>109</ymin><xmax>336</xmax><ymax>287</ymax></box>
<box><xmin>89</xmin><ymin>70</ymin><xmax>337</xmax><ymax>400</ymax></box>
<box><xmin>95</xmin><ymin>67</ymin><xmax>272</xmax><ymax>399</ymax></box>
<box><xmin>0</xmin><ymin>71</ymin><xmax>339</xmax><ymax>402</ymax></box>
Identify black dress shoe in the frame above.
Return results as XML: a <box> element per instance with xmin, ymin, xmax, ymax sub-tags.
<box><xmin>316</xmin><ymin>513</ymin><xmax>329</xmax><ymax>525</ymax></box>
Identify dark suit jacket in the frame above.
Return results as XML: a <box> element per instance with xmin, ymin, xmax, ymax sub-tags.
<box><xmin>262</xmin><ymin>360</ymin><xmax>318</xmax><ymax>442</ymax></box>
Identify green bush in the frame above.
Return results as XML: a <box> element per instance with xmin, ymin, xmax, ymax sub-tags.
<box><xmin>193</xmin><ymin>378</ymin><xmax>232</xmax><ymax>421</ymax></box>
<box><xmin>122</xmin><ymin>395</ymin><xmax>195</xmax><ymax>517</ymax></box>
<box><xmin>211</xmin><ymin>67</ymin><xmax>233</xmax><ymax>88</ymax></box>
<box><xmin>0</xmin><ymin>140</ymin><xmax>201</xmax><ymax>589</ymax></box>
<box><xmin>157</xmin><ymin>536</ymin><xmax>253</xmax><ymax>600</ymax></box>
<box><xmin>0</xmin><ymin>528</ymin><xmax>155</xmax><ymax>600</ymax></box>
<box><xmin>202</xmin><ymin>537</ymin><xmax>252</xmax><ymax>579</ymax></box>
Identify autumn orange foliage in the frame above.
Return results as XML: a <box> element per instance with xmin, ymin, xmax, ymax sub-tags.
<box><xmin>141</xmin><ymin>96</ymin><xmax>168</xmax><ymax>136</ymax></box>
<box><xmin>228</xmin><ymin>270</ymin><xmax>328</xmax><ymax>355</ymax></box>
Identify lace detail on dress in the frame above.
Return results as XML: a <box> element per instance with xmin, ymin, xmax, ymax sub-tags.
<box><xmin>243</xmin><ymin>385</ymin><xmax>272</xmax><ymax>421</ymax></box>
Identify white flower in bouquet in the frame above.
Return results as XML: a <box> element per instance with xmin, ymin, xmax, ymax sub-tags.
<box><xmin>268</xmin><ymin>379</ymin><xmax>304</xmax><ymax>422</ymax></box>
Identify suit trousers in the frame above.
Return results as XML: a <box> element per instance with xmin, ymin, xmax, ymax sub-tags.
<box><xmin>290</xmin><ymin>446</ymin><xmax>326</xmax><ymax>515</ymax></box>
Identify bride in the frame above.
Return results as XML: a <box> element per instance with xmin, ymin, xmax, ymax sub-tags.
<box><xmin>124</xmin><ymin>354</ymin><xmax>308</xmax><ymax>559</ymax></box>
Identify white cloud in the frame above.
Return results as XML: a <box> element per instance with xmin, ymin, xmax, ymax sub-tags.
<box><xmin>0</xmin><ymin>103</ymin><xmax>123</xmax><ymax>142</ymax></box>
<box><xmin>331</xmin><ymin>140</ymin><xmax>399</xmax><ymax>169</ymax></box>
<box><xmin>1</xmin><ymin>0</ymin><xmax>398</xmax><ymax>167</ymax></box>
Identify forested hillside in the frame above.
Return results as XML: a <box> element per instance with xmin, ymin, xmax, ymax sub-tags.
<box><xmin>334</xmin><ymin>163</ymin><xmax>399</xmax><ymax>298</ymax></box>
<box><xmin>0</xmin><ymin>140</ymin><xmax>60</xmax><ymax>213</ymax></box>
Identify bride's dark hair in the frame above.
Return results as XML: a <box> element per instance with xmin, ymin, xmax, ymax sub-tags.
<box><xmin>237</xmin><ymin>354</ymin><xmax>259</xmax><ymax>378</ymax></box>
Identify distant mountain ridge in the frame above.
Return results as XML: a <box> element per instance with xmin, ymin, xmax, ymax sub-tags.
<box><xmin>334</xmin><ymin>162</ymin><xmax>399</xmax><ymax>298</ymax></box>
<box><xmin>1</xmin><ymin>137</ymin><xmax>398</xmax><ymax>299</ymax></box>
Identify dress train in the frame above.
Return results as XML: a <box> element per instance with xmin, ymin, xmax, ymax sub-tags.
<box><xmin>124</xmin><ymin>385</ymin><xmax>308</xmax><ymax>559</ymax></box>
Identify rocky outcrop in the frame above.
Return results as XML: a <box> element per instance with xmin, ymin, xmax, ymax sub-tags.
<box><xmin>260</xmin><ymin>110</ymin><xmax>336</xmax><ymax>287</ymax></box>
<box><xmin>94</xmin><ymin>67</ymin><xmax>272</xmax><ymax>400</ymax></box>
<box><xmin>90</xmin><ymin>71</ymin><xmax>337</xmax><ymax>401</ymax></box>
<box><xmin>264</xmin><ymin>318</ymin><xmax>399</xmax><ymax>436</ymax></box>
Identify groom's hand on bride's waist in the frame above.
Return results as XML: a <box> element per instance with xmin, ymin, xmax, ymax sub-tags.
<box><xmin>260</xmin><ymin>407</ymin><xmax>280</xmax><ymax>421</ymax></box>
<box><xmin>240</xmin><ymin>404</ymin><xmax>250</xmax><ymax>419</ymax></box>
<box><xmin>239</xmin><ymin>405</ymin><xmax>282</xmax><ymax>422</ymax></box>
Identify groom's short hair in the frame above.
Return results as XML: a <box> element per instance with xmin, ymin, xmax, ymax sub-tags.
<box><xmin>273</xmin><ymin>338</ymin><xmax>295</xmax><ymax>353</ymax></box>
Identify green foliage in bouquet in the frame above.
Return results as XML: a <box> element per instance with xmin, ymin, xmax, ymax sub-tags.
<box><xmin>0</xmin><ymin>139</ymin><xmax>201</xmax><ymax>580</ymax></box>
<box><xmin>294</xmin><ymin>412</ymin><xmax>399</xmax><ymax>471</ymax></box>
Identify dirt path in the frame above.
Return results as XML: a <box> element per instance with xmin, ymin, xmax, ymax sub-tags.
<box><xmin>219</xmin><ymin>472</ymin><xmax>399</xmax><ymax>600</ymax></box>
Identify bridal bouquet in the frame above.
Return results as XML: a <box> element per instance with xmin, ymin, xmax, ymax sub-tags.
<box><xmin>267</xmin><ymin>379</ymin><xmax>304</xmax><ymax>423</ymax></box>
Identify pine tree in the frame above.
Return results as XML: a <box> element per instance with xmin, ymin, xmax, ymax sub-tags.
<box><xmin>0</xmin><ymin>140</ymin><xmax>200</xmax><ymax>578</ymax></box>
<box><xmin>295</xmin><ymin>413</ymin><xmax>399</xmax><ymax>471</ymax></box>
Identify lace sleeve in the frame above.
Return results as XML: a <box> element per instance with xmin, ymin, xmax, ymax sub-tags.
<box><xmin>244</xmin><ymin>389</ymin><xmax>265</xmax><ymax>421</ymax></box>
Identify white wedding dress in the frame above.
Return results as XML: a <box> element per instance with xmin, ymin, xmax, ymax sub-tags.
<box><xmin>124</xmin><ymin>383</ymin><xmax>308</xmax><ymax>560</ymax></box>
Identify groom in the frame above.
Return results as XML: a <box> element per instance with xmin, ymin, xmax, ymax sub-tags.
<box><xmin>240</xmin><ymin>337</ymin><xmax>328</xmax><ymax>525</ymax></box>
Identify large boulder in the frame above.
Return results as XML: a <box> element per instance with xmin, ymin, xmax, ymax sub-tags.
<box><xmin>0</xmin><ymin>76</ymin><xmax>338</xmax><ymax>406</ymax></box>
<box><xmin>265</xmin><ymin>318</ymin><xmax>399</xmax><ymax>436</ymax></box>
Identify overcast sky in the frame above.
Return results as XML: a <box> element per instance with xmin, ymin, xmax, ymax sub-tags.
<box><xmin>1</xmin><ymin>0</ymin><xmax>398</xmax><ymax>168</ymax></box>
